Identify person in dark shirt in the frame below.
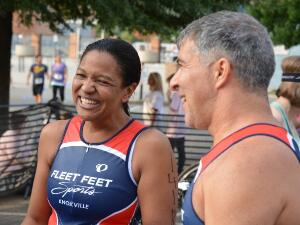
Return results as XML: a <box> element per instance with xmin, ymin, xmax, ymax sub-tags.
<box><xmin>27</xmin><ymin>55</ymin><xmax>49</xmax><ymax>104</ymax></box>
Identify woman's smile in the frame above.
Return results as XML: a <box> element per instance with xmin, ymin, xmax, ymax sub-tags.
<box><xmin>78</xmin><ymin>96</ymin><xmax>100</xmax><ymax>110</ymax></box>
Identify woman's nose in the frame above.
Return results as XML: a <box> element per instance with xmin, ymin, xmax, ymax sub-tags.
<box><xmin>81</xmin><ymin>79</ymin><xmax>95</xmax><ymax>93</ymax></box>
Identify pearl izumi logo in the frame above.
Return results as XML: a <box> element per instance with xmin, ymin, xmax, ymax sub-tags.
<box><xmin>96</xmin><ymin>163</ymin><xmax>108</xmax><ymax>173</ymax></box>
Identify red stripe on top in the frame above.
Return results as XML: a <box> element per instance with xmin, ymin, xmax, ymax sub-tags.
<box><xmin>104</xmin><ymin>120</ymin><xmax>145</xmax><ymax>155</ymax></box>
<box><xmin>62</xmin><ymin>116</ymin><xmax>145</xmax><ymax>155</ymax></box>
<box><xmin>48</xmin><ymin>206</ymin><xmax>58</xmax><ymax>225</ymax></box>
<box><xmin>201</xmin><ymin>124</ymin><xmax>289</xmax><ymax>174</ymax></box>
<box><xmin>62</xmin><ymin>116</ymin><xmax>82</xmax><ymax>143</ymax></box>
<box><xmin>98</xmin><ymin>200</ymin><xmax>138</xmax><ymax>225</ymax></box>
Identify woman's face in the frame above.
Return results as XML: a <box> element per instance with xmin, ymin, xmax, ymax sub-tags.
<box><xmin>72</xmin><ymin>50</ymin><xmax>131</xmax><ymax>121</ymax></box>
<box><xmin>148</xmin><ymin>75</ymin><xmax>155</xmax><ymax>87</ymax></box>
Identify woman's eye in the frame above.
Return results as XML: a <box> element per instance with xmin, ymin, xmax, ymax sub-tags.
<box><xmin>75</xmin><ymin>73</ymin><xmax>85</xmax><ymax>79</ymax></box>
<box><xmin>96</xmin><ymin>80</ymin><xmax>111</xmax><ymax>86</ymax></box>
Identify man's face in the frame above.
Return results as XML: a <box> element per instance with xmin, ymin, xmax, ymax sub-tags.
<box><xmin>171</xmin><ymin>39</ymin><xmax>216</xmax><ymax>129</ymax></box>
<box><xmin>35</xmin><ymin>56</ymin><xmax>42</xmax><ymax>64</ymax></box>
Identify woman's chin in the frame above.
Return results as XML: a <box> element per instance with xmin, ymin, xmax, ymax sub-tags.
<box><xmin>76</xmin><ymin>108</ymin><xmax>97</xmax><ymax>121</ymax></box>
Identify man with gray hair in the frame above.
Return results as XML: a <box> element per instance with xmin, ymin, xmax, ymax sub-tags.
<box><xmin>171</xmin><ymin>11</ymin><xmax>300</xmax><ymax>225</ymax></box>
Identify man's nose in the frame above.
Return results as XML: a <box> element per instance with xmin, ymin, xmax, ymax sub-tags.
<box><xmin>170</xmin><ymin>71</ymin><xmax>179</xmax><ymax>91</ymax></box>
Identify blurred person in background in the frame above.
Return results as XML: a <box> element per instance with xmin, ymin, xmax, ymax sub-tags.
<box><xmin>50</xmin><ymin>55</ymin><xmax>68</xmax><ymax>102</ymax></box>
<box><xmin>27</xmin><ymin>55</ymin><xmax>49</xmax><ymax>104</ymax></box>
<box><xmin>271</xmin><ymin>55</ymin><xmax>300</xmax><ymax>143</ymax></box>
<box><xmin>143</xmin><ymin>72</ymin><xmax>164</xmax><ymax>127</ymax></box>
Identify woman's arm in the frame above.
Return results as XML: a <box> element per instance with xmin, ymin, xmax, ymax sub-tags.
<box><xmin>270</xmin><ymin>105</ymin><xmax>284</xmax><ymax>125</ymax></box>
<box><xmin>132</xmin><ymin>128</ymin><xmax>178</xmax><ymax>225</ymax></box>
<box><xmin>149</xmin><ymin>108</ymin><xmax>158</xmax><ymax>126</ymax></box>
<box><xmin>21</xmin><ymin>120</ymin><xmax>68</xmax><ymax>225</ymax></box>
<box><xmin>64</xmin><ymin>66</ymin><xmax>68</xmax><ymax>84</ymax></box>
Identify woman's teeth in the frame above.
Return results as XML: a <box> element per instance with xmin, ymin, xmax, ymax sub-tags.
<box><xmin>81</xmin><ymin>97</ymin><xmax>98</xmax><ymax>105</ymax></box>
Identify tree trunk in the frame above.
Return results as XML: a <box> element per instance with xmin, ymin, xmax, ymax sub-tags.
<box><xmin>158</xmin><ymin>37</ymin><xmax>161</xmax><ymax>63</ymax></box>
<box><xmin>0</xmin><ymin>10</ymin><xmax>13</xmax><ymax>133</ymax></box>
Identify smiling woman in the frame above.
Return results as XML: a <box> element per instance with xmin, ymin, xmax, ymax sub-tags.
<box><xmin>21</xmin><ymin>39</ymin><xmax>177</xmax><ymax>225</ymax></box>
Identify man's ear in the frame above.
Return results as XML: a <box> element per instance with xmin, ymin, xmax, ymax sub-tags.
<box><xmin>213</xmin><ymin>57</ymin><xmax>231</xmax><ymax>89</ymax></box>
<box><xmin>122</xmin><ymin>83</ymin><xmax>138</xmax><ymax>103</ymax></box>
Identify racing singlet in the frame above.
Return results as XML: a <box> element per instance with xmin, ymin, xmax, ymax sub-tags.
<box><xmin>182</xmin><ymin>123</ymin><xmax>300</xmax><ymax>225</ymax></box>
<box><xmin>47</xmin><ymin>116</ymin><xmax>147</xmax><ymax>225</ymax></box>
<box><xmin>51</xmin><ymin>63</ymin><xmax>66</xmax><ymax>86</ymax></box>
<box><xmin>31</xmin><ymin>64</ymin><xmax>48</xmax><ymax>85</ymax></box>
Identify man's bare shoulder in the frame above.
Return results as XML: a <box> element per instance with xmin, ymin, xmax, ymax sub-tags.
<box><xmin>207</xmin><ymin>135</ymin><xmax>299</xmax><ymax>182</ymax></box>
<box><xmin>201</xmin><ymin>135</ymin><xmax>300</xmax><ymax>224</ymax></box>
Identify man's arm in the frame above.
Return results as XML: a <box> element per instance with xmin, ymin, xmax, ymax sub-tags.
<box><xmin>27</xmin><ymin>69</ymin><xmax>32</xmax><ymax>85</ymax></box>
<box><xmin>45</xmin><ymin>65</ymin><xmax>50</xmax><ymax>80</ymax></box>
<box><xmin>132</xmin><ymin>129</ymin><xmax>178</xmax><ymax>225</ymax></box>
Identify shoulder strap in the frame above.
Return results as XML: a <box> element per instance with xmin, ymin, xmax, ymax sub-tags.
<box><xmin>61</xmin><ymin>116</ymin><xmax>82</xmax><ymax>143</ymax></box>
<box><xmin>200</xmin><ymin>123</ymin><xmax>298</xmax><ymax>174</ymax></box>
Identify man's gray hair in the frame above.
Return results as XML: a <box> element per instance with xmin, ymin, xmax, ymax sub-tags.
<box><xmin>177</xmin><ymin>10</ymin><xmax>275</xmax><ymax>91</ymax></box>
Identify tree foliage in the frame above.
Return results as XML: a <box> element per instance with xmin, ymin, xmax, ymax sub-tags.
<box><xmin>1</xmin><ymin>0</ymin><xmax>245</xmax><ymax>37</ymax></box>
<box><xmin>0</xmin><ymin>0</ymin><xmax>245</xmax><ymax>109</ymax></box>
<box><xmin>247</xmin><ymin>0</ymin><xmax>300</xmax><ymax>48</ymax></box>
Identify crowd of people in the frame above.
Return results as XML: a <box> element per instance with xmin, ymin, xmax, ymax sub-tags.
<box><xmin>1</xmin><ymin>9</ymin><xmax>299</xmax><ymax>225</ymax></box>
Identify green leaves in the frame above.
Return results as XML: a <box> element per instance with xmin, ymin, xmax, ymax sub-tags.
<box><xmin>9</xmin><ymin>1</ymin><xmax>294</xmax><ymax>45</ymax></box>
<box><xmin>247</xmin><ymin>0</ymin><xmax>300</xmax><ymax>48</ymax></box>
<box><xmin>0</xmin><ymin>0</ymin><xmax>244</xmax><ymax>39</ymax></box>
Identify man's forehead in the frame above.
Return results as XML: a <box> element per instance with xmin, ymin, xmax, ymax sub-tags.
<box><xmin>178</xmin><ymin>39</ymin><xmax>200</xmax><ymax>61</ymax></box>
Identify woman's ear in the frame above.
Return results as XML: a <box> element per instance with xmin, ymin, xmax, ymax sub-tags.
<box><xmin>213</xmin><ymin>57</ymin><xmax>231</xmax><ymax>89</ymax></box>
<box><xmin>122</xmin><ymin>83</ymin><xmax>138</xmax><ymax>103</ymax></box>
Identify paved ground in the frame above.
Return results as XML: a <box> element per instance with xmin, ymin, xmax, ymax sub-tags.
<box><xmin>0</xmin><ymin>193</ymin><xmax>29</xmax><ymax>225</ymax></box>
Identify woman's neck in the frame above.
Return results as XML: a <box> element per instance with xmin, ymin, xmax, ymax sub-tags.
<box><xmin>277</xmin><ymin>96</ymin><xmax>291</xmax><ymax>112</ymax></box>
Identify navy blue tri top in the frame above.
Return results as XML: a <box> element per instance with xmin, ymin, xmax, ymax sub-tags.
<box><xmin>182</xmin><ymin>123</ymin><xmax>300</xmax><ymax>225</ymax></box>
<box><xmin>47</xmin><ymin>116</ymin><xmax>147</xmax><ymax>225</ymax></box>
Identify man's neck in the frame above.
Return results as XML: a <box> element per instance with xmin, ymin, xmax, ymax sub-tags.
<box><xmin>208</xmin><ymin>90</ymin><xmax>276</xmax><ymax>145</ymax></box>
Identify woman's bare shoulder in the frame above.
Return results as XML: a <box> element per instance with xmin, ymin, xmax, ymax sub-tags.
<box><xmin>39</xmin><ymin>119</ymin><xmax>70</xmax><ymax>163</ymax></box>
<box><xmin>41</xmin><ymin>119</ymin><xmax>69</xmax><ymax>138</ymax></box>
<box><xmin>139</xmin><ymin>128</ymin><xmax>170</xmax><ymax>146</ymax></box>
<box><xmin>134</xmin><ymin>128</ymin><xmax>173</xmax><ymax>160</ymax></box>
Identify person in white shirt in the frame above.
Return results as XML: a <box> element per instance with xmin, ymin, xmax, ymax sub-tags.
<box><xmin>143</xmin><ymin>72</ymin><xmax>164</xmax><ymax>127</ymax></box>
